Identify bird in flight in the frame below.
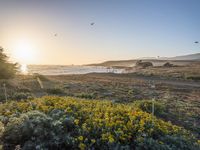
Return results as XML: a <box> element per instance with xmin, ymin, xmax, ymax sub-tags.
<box><xmin>54</xmin><ymin>34</ymin><xmax>57</xmax><ymax>37</ymax></box>
<box><xmin>194</xmin><ymin>41</ymin><xmax>199</xmax><ymax>44</ymax></box>
<box><xmin>90</xmin><ymin>22</ymin><xmax>95</xmax><ymax>26</ymax></box>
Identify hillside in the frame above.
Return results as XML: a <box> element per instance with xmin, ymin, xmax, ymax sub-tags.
<box><xmin>88</xmin><ymin>53</ymin><xmax>200</xmax><ymax>67</ymax></box>
<box><xmin>0</xmin><ymin>96</ymin><xmax>199</xmax><ymax>149</ymax></box>
<box><xmin>168</xmin><ymin>53</ymin><xmax>200</xmax><ymax>60</ymax></box>
<box><xmin>88</xmin><ymin>60</ymin><xmax>138</xmax><ymax>67</ymax></box>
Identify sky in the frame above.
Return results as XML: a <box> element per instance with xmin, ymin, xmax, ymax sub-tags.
<box><xmin>0</xmin><ymin>0</ymin><xmax>200</xmax><ymax>65</ymax></box>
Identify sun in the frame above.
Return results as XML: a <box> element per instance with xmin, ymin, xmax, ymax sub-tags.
<box><xmin>13</xmin><ymin>39</ymin><xmax>37</xmax><ymax>64</ymax></box>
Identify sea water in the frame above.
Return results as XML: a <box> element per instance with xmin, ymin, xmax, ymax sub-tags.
<box><xmin>26</xmin><ymin>65</ymin><xmax>124</xmax><ymax>75</ymax></box>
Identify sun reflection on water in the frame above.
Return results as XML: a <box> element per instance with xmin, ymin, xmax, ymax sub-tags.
<box><xmin>20</xmin><ymin>64</ymin><xmax>28</xmax><ymax>74</ymax></box>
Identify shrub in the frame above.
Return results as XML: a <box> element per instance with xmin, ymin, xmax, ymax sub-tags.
<box><xmin>75</xmin><ymin>92</ymin><xmax>96</xmax><ymax>99</ymax></box>
<box><xmin>11</xmin><ymin>92</ymin><xmax>34</xmax><ymax>100</ymax></box>
<box><xmin>0</xmin><ymin>121</ymin><xmax>4</xmax><ymax>149</ymax></box>
<box><xmin>46</xmin><ymin>88</ymin><xmax>65</xmax><ymax>95</ymax></box>
<box><xmin>0</xmin><ymin>121</ymin><xmax>4</xmax><ymax>137</ymax></box>
<box><xmin>0</xmin><ymin>96</ymin><xmax>199</xmax><ymax>149</ymax></box>
<box><xmin>0</xmin><ymin>47</ymin><xmax>18</xmax><ymax>79</ymax></box>
<box><xmin>133</xmin><ymin>100</ymin><xmax>167</xmax><ymax>118</ymax></box>
<box><xmin>135</xmin><ymin>136</ymin><xmax>200</xmax><ymax>150</ymax></box>
<box><xmin>185</xmin><ymin>75</ymin><xmax>200</xmax><ymax>81</ymax></box>
<box><xmin>2</xmin><ymin>110</ymin><xmax>74</xmax><ymax>149</ymax></box>
<box><xmin>163</xmin><ymin>62</ymin><xmax>174</xmax><ymax>67</ymax></box>
<box><xmin>17</xmin><ymin>88</ymin><xmax>31</xmax><ymax>93</ymax></box>
<box><xmin>159</xmin><ymin>135</ymin><xmax>200</xmax><ymax>150</ymax></box>
<box><xmin>135</xmin><ymin>60</ymin><xmax>153</xmax><ymax>68</ymax></box>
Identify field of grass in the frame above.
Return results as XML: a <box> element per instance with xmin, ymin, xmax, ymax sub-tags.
<box><xmin>93</xmin><ymin>60</ymin><xmax>200</xmax><ymax>81</ymax></box>
<box><xmin>0</xmin><ymin>65</ymin><xmax>200</xmax><ymax>149</ymax></box>
<box><xmin>0</xmin><ymin>96</ymin><xmax>200</xmax><ymax>149</ymax></box>
<box><xmin>133</xmin><ymin>62</ymin><xmax>200</xmax><ymax>80</ymax></box>
<box><xmin>0</xmin><ymin>72</ymin><xmax>200</xmax><ymax>138</ymax></box>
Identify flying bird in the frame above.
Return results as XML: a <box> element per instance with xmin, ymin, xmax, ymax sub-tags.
<box><xmin>194</xmin><ymin>41</ymin><xmax>199</xmax><ymax>44</ymax></box>
<box><xmin>54</xmin><ymin>34</ymin><xmax>57</xmax><ymax>37</ymax></box>
<box><xmin>90</xmin><ymin>22</ymin><xmax>95</xmax><ymax>26</ymax></box>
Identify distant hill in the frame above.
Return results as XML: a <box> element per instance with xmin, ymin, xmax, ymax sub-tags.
<box><xmin>166</xmin><ymin>53</ymin><xmax>200</xmax><ymax>60</ymax></box>
<box><xmin>87</xmin><ymin>53</ymin><xmax>200</xmax><ymax>67</ymax></box>
<box><xmin>140</xmin><ymin>53</ymin><xmax>200</xmax><ymax>60</ymax></box>
<box><xmin>88</xmin><ymin>60</ymin><xmax>137</xmax><ymax>67</ymax></box>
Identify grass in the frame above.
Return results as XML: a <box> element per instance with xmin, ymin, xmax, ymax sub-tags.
<box><xmin>0</xmin><ymin>71</ymin><xmax>199</xmax><ymax>143</ymax></box>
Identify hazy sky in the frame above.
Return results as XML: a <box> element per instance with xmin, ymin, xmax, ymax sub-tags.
<box><xmin>0</xmin><ymin>0</ymin><xmax>200</xmax><ymax>65</ymax></box>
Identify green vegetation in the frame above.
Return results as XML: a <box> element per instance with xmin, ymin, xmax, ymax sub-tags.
<box><xmin>75</xmin><ymin>92</ymin><xmax>97</xmax><ymax>99</ymax></box>
<box><xmin>0</xmin><ymin>47</ymin><xmax>18</xmax><ymax>79</ymax></box>
<box><xmin>185</xmin><ymin>75</ymin><xmax>200</xmax><ymax>81</ymax></box>
<box><xmin>11</xmin><ymin>92</ymin><xmax>34</xmax><ymax>100</ymax></box>
<box><xmin>46</xmin><ymin>87</ymin><xmax>65</xmax><ymax>95</ymax></box>
<box><xmin>133</xmin><ymin>100</ymin><xmax>167</xmax><ymax>118</ymax></box>
<box><xmin>0</xmin><ymin>96</ymin><xmax>199</xmax><ymax>149</ymax></box>
<box><xmin>0</xmin><ymin>73</ymin><xmax>199</xmax><ymax>136</ymax></box>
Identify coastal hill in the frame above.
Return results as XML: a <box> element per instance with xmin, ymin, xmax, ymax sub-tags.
<box><xmin>88</xmin><ymin>53</ymin><xmax>200</xmax><ymax>67</ymax></box>
<box><xmin>167</xmin><ymin>53</ymin><xmax>200</xmax><ymax>60</ymax></box>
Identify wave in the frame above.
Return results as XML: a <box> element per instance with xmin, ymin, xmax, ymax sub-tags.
<box><xmin>27</xmin><ymin>65</ymin><xmax>124</xmax><ymax>75</ymax></box>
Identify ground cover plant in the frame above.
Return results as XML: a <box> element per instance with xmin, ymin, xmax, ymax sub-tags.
<box><xmin>0</xmin><ymin>96</ymin><xmax>199</xmax><ymax>150</ymax></box>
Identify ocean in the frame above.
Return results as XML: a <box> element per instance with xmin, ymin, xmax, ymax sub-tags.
<box><xmin>26</xmin><ymin>65</ymin><xmax>125</xmax><ymax>75</ymax></box>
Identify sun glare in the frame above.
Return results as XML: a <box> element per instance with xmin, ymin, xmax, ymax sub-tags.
<box><xmin>13</xmin><ymin>39</ymin><xmax>37</xmax><ymax>64</ymax></box>
<box><xmin>20</xmin><ymin>64</ymin><xmax>28</xmax><ymax>74</ymax></box>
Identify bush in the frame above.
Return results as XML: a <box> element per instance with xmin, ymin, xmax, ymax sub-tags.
<box><xmin>11</xmin><ymin>92</ymin><xmax>34</xmax><ymax>100</ymax></box>
<box><xmin>163</xmin><ymin>62</ymin><xmax>174</xmax><ymax>67</ymax></box>
<box><xmin>2</xmin><ymin>111</ymin><xmax>74</xmax><ymax>149</ymax></box>
<box><xmin>0</xmin><ymin>96</ymin><xmax>199</xmax><ymax>149</ymax></box>
<box><xmin>0</xmin><ymin>121</ymin><xmax>4</xmax><ymax>149</ymax></box>
<box><xmin>185</xmin><ymin>75</ymin><xmax>200</xmax><ymax>81</ymax></box>
<box><xmin>136</xmin><ymin>60</ymin><xmax>153</xmax><ymax>68</ymax></box>
<box><xmin>159</xmin><ymin>135</ymin><xmax>200</xmax><ymax>150</ymax></box>
<box><xmin>17</xmin><ymin>88</ymin><xmax>31</xmax><ymax>93</ymax></box>
<box><xmin>75</xmin><ymin>92</ymin><xmax>96</xmax><ymax>99</ymax></box>
<box><xmin>133</xmin><ymin>100</ymin><xmax>167</xmax><ymax>118</ymax></box>
<box><xmin>46</xmin><ymin>88</ymin><xmax>65</xmax><ymax>95</ymax></box>
<box><xmin>0</xmin><ymin>47</ymin><xmax>18</xmax><ymax>79</ymax></box>
<box><xmin>135</xmin><ymin>136</ymin><xmax>200</xmax><ymax>150</ymax></box>
<box><xmin>0</xmin><ymin>121</ymin><xmax>4</xmax><ymax>137</ymax></box>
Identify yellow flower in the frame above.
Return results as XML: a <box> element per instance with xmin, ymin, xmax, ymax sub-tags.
<box><xmin>120</xmin><ymin>136</ymin><xmax>126</xmax><ymax>141</ymax></box>
<box><xmin>82</xmin><ymin>123</ymin><xmax>87</xmax><ymax>131</ymax></box>
<box><xmin>197</xmin><ymin>140</ymin><xmax>200</xmax><ymax>145</ymax></box>
<box><xmin>91</xmin><ymin>139</ymin><xmax>96</xmax><ymax>143</ymax></box>
<box><xmin>65</xmin><ymin>107</ymin><xmax>72</xmax><ymax>112</ymax></box>
<box><xmin>4</xmin><ymin>111</ymin><xmax>12</xmax><ymax>116</ymax></box>
<box><xmin>0</xmin><ymin>96</ymin><xmax>194</xmax><ymax>149</ymax></box>
<box><xmin>108</xmin><ymin>135</ymin><xmax>115</xmax><ymax>143</ymax></box>
<box><xmin>74</xmin><ymin>119</ymin><xmax>79</xmax><ymax>125</ymax></box>
<box><xmin>159</xmin><ymin>141</ymin><xmax>164</xmax><ymax>144</ymax></box>
<box><xmin>78</xmin><ymin>136</ymin><xmax>84</xmax><ymax>141</ymax></box>
<box><xmin>78</xmin><ymin>143</ymin><xmax>86</xmax><ymax>150</ymax></box>
<box><xmin>101</xmin><ymin>133</ymin><xmax>107</xmax><ymax>140</ymax></box>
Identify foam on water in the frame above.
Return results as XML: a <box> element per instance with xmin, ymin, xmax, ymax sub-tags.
<box><xmin>27</xmin><ymin>65</ymin><xmax>125</xmax><ymax>75</ymax></box>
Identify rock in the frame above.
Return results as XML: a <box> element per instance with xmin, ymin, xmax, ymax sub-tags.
<box><xmin>135</xmin><ymin>60</ymin><xmax>153</xmax><ymax>68</ymax></box>
<box><xmin>163</xmin><ymin>62</ymin><xmax>174</xmax><ymax>67</ymax></box>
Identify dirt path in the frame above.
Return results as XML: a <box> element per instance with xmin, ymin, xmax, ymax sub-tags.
<box><xmin>85</xmin><ymin>73</ymin><xmax>200</xmax><ymax>89</ymax></box>
<box><xmin>131</xmin><ymin>75</ymin><xmax>200</xmax><ymax>88</ymax></box>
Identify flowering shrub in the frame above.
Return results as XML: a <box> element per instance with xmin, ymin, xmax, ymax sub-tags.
<box><xmin>133</xmin><ymin>100</ymin><xmax>167</xmax><ymax>118</ymax></box>
<box><xmin>0</xmin><ymin>121</ymin><xmax>4</xmax><ymax>137</ymax></box>
<box><xmin>2</xmin><ymin>110</ymin><xmax>74</xmax><ymax>149</ymax></box>
<box><xmin>0</xmin><ymin>96</ymin><xmax>199</xmax><ymax>149</ymax></box>
<box><xmin>11</xmin><ymin>92</ymin><xmax>34</xmax><ymax>100</ymax></box>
